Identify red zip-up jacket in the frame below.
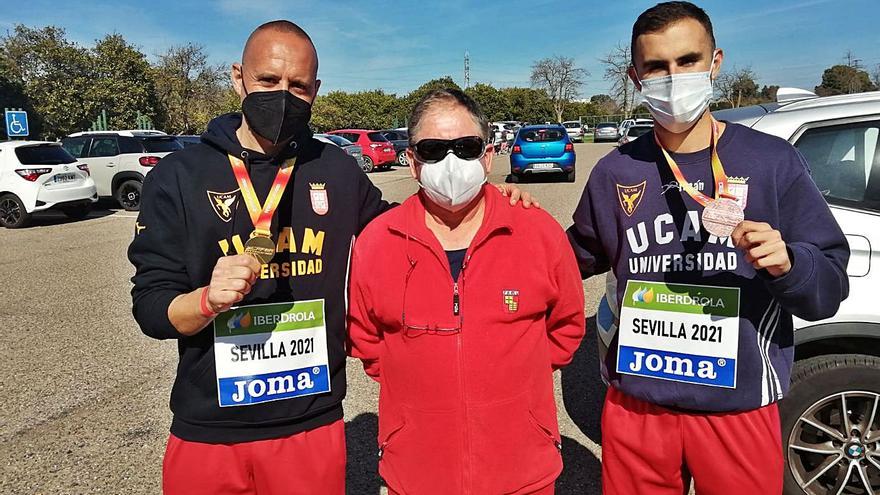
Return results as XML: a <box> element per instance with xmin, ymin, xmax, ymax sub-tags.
<box><xmin>348</xmin><ymin>186</ymin><xmax>586</xmax><ymax>494</ymax></box>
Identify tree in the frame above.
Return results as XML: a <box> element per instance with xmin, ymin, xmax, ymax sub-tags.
<box><xmin>600</xmin><ymin>43</ymin><xmax>636</xmax><ymax>117</ymax></box>
<box><xmin>465</xmin><ymin>83</ymin><xmax>508</xmax><ymax>122</ymax></box>
<box><xmin>562</xmin><ymin>100</ymin><xmax>598</xmax><ymax>122</ymax></box>
<box><xmin>401</xmin><ymin>76</ymin><xmax>461</xmax><ymax>120</ymax></box>
<box><xmin>760</xmin><ymin>85</ymin><xmax>779</xmax><ymax>103</ymax></box>
<box><xmin>814</xmin><ymin>64</ymin><xmax>877</xmax><ymax>96</ymax></box>
<box><xmin>91</xmin><ymin>34</ymin><xmax>160</xmax><ymax>130</ymax></box>
<box><xmin>715</xmin><ymin>67</ymin><xmax>759</xmax><ymax>108</ymax></box>
<box><xmin>499</xmin><ymin>87</ymin><xmax>554</xmax><ymax>123</ymax></box>
<box><xmin>152</xmin><ymin>43</ymin><xmax>229</xmax><ymax>134</ymax></box>
<box><xmin>530</xmin><ymin>56</ymin><xmax>588</xmax><ymax>123</ymax></box>
<box><xmin>590</xmin><ymin>94</ymin><xmax>619</xmax><ymax>115</ymax></box>
<box><xmin>872</xmin><ymin>64</ymin><xmax>880</xmax><ymax>90</ymax></box>
<box><xmin>0</xmin><ymin>25</ymin><xmax>94</xmax><ymax>139</ymax></box>
<box><xmin>311</xmin><ymin>89</ymin><xmax>400</xmax><ymax>131</ymax></box>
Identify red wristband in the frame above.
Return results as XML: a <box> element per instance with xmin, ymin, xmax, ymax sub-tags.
<box><xmin>199</xmin><ymin>287</ymin><xmax>217</xmax><ymax>318</ymax></box>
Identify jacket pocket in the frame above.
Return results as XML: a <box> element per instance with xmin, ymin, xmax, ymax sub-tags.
<box><xmin>469</xmin><ymin>397</ymin><xmax>563</xmax><ymax>494</ymax></box>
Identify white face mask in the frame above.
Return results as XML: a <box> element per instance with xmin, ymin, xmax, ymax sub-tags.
<box><xmin>639</xmin><ymin>62</ymin><xmax>715</xmax><ymax>134</ymax></box>
<box><xmin>417</xmin><ymin>153</ymin><xmax>487</xmax><ymax>212</ymax></box>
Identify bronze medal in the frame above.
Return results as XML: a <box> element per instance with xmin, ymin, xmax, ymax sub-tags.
<box><xmin>702</xmin><ymin>198</ymin><xmax>744</xmax><ymax>238</ymax></box>
<box><xmin>244</xmin><ymin>233</ymin><xmax>276</xmax><ymax>264</ymax></box>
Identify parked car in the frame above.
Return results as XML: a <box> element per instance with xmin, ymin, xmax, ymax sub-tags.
<box><xmin>326</xmin><ymin>129</ymin><xmax>396</xmax><ymax>172</ymax></box>
<box><xmin>618</xmin><ymin>118</ymin><xmax>653</xmax><ymax>138</ymax></box>
<box><xmin>597</xmin><ymin>89</ymin><xmax>880</xmax><ymax>495</ymax></box>
<box><xmin>508</xmin><ymin>124</ymin><xmax>576</xmax><ymax>183</ymax></box>
<box><xmin>594</xmin><ymin>122</ymin><xmax>621</xmax><ymax>142</ymax></box>
<box><xmin>60</xmin><ymin>130</ymin><xmax>182</xmax><ymax>211</ymax></box>
<box><xmin>313</xmin><ymin>133</ymin><xmax>367</xmax><ymax>171</ymax></box>
<box><xmin>618</xmin><ymin>123</ymin><xmax>654</xmax><ymax>146</ymax></box>
<box><xmin>563</xmin><ymin>121</ymin><xmax>585</xmax><ymax>142</ymax></box>
<box><xmin>176</xmin><ymin>135</ymin><xmax>202</xmax><ymax>147</ymax></box>
<box><xmin>379</xmin><ymin>129</ymin><xmax>410</xmax><ymax>166</ymax></box>
<box><xmin>0</xmin><ymin>141</ymin><xmax>97</xmax><ymax>228</ymax></box>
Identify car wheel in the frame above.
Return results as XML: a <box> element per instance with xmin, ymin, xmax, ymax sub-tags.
<box><xmin>115</xmin><ymin>179</ymin><xmax>142</xmax><ymax>211</ymax></box>
<box><xmin>566</xmin><ymin>169</ymin><xmax>576</xmax><ymax>183</ymax></box>
<box><xmin>781</xmin><ymin>354</ymin><xmax>880</xmax><ymax>495</ymax></box>
<box><xmin>0</xmin><ymin>194</ymin><xmax>31</xmax><ymax>228</ymax></box>
<box><xmin>361</xmin><ymin>156</ymin><xmax>374</xmax><ymax>173</ymax></box>
<box><xmin>61</xmin><ymin>204</ymin><xmax>92</xmax><ymax>220</ymax></box>
<box><xmin>397</xmin><ymin>151</ymin><xmax>407</xmax><ymax>166</ymax></box>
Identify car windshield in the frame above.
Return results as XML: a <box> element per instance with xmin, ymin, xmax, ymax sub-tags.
<box><xmin>597</xmin><ymin>123</ymin><xmax>617</xmax><ymax>129</ymax></box>
<box><xmin>326</xmin><ymin>135</ymin><xmax>353</xmax><ymax>146</ymax></box>
<box><xmin>628</xmin><ymin>126</ymin><xmax>654</xmax><ymax>138</ymax></box>
<box><xmin>140</xmin><ymin>137</ymin><xmax>183</xmax><ymax>153</ymax></box>
<box><xmin>563</xmin><ymin>122</ymin><xmax>580</xmax><ymax>129</ymax></box>
<box><xmin>520</xmin><ymin>129</ymin><xmax>566</xmax><ymax>142</ymax></box>
<box><xmin>367</xmin><ymin>132</ymin><xmax>389</xmax><ymax>142</ymax></box>
<box><xmin>15</xmin><ymin>144</ymin><xmax>76</xmax><ymax>165</ymax></box>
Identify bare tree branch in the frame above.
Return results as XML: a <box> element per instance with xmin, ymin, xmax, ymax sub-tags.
<box><xmin>530</xmin><ymin>55</ymin><xmax>588</xmax><ymax>123</ymax></box>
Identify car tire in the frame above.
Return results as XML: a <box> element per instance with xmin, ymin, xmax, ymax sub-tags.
<box><xmin>361</xmin><ymin>156</ymin><xmax>374</xmax><ymax>173</ymax></box>
<box><xmin>397</xmin><ymin>151</ymin><xmax>407</xmax><ymax>167</ymax></box>
<box><xmin>61</xmin><ymin>204</ymin><xmax>92</xmax><ymax>220</ymax></box>
<box><xmin>781</xmin><ymin>354</ymin><xmax>880</xmax><ymax>495</ymax></box>
<box><xmin>0</xmin><ymin>193</ymin><xmax>31</xmax><ymax>228</ymax></box>
<box><xmin>566</xmin><ymin>170</ymin><xmax>576</xmax><ymax>183</ymax></box>
<box><xmin>115</xmin><ymin>179</ymin><xmax>142</xmax><ymax>211</ymax></box>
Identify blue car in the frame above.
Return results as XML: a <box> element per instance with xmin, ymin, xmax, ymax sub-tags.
<box><xmin>509</xmin><ymin>125</ymin><xmax>576</xmax><ymax>182</ymax></box>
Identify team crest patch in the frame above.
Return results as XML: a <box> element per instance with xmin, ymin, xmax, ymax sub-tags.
<box><xmin>207</xmin><ymin>189</ymin><xmax>240</xmax><ymax>223</ymax></box>
<box><xmin>310</xmin><ymin>183</ymin><xmax>329</xmax><ymax>215</ymax></box>
<box><xmin>617</xmin><ymin>181</ymin><xmax>646</xmax><ymax>217</ymax></box>
<box><xmin>503</xmin><ymin>290</ymin><xmax>519</xmax><ymax>313</ymax></box>
<box><xmin>727</xmin><ymin>177</ymin><xmax>749</xmax><ymax>210</ymax></box>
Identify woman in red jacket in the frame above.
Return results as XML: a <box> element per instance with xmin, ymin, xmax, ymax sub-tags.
<box><xmin>347</xmin><ymin>88</ymin><xmax>586</xmax><ymax>495</ymax></box>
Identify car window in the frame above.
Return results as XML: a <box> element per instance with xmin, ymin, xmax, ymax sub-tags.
<box><xmin>367</xmin><ymin>132</ymin><xmax>389</xmax><ymax>142</ymax></box>
<box><xmin>89</xmin><ymin>137</ymin><xmax>119</xmax><ymax>157</ymax></box>
<box><xmin>628</xmin><ymin>126</ymin><xmax>654</xmax><ymax>138</ymax></box>
<box><xmin>327</xmin><ymin>135</ymin><xmax>353</xmax><ymax>146</ymax></box>
<box><xmin>15</xmin><ymin>144</ymin><xmax>77</xmax><ymax>165</ymax></box>
<box><xmin>520</xmin><ymin>129</ymin><xmax>566</xmax><ymax>142</ymax></box>
<box><xmin>118</xmin><ymin>136</ymin><xmax>143</xmax><ymax>154</ymax></box>
<box><xmin>61</xmin><ymin>137</ymin><xmax>89</xmax><ymax>158</ymax></box>
<box><xmin>795</xmin><ymin>119</ymin><xmax>880</xmax><ymax>210</ymax></box>
<box><xmin>564</xmin><ymin>122</ymin><xmax>580</xmax><ymax>129</ymax></box>
<box><xmin>141</xmin><ymin>137</ymin><xmax>183</xmax><ymax>153</ymax></box>
<box><xmin>597</xmin><ymin>123</ymin><xmax>617</xmax><ymax>129</ymax></box>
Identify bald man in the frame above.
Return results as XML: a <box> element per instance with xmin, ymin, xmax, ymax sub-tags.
<box><xmin>128</xmin><ymin>21</ymin><xmax>377</xmax><ymax>494</ymax></box>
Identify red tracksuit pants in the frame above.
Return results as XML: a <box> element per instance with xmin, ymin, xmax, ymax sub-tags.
<box><xmin>601</xmin><ymin>387</ymin><xmax>783</xmax><ymax>495</ymax></box>
<box><xmin>162</xmin><ymin>419</ymin><xmax>345</xmax><ymax>495</ymax></box>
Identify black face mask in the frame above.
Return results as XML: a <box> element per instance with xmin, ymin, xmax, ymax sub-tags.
<box><xmin>241</xmin><ymin>85</ymin><xmax>313</xmax><ymax>145</ymax></box>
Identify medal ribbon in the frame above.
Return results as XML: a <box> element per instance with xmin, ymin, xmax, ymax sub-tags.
<box><xmin>654</xmin><ymin>118</ymin><xmax>734</xmax><ymax>207</ymax></box>
<box><xmin>227</xmin><ymin>155</ymin><xmax>296</xmax><ymax>236</ymax></box>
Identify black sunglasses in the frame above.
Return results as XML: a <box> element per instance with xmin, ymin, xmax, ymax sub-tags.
<box><xmin>411</xmin><ymin>136</ymin><xmax>486</xmax><ymax>163</ymax></box>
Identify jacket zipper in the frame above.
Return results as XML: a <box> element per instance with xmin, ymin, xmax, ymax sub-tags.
<box><xmin>457</xmin><ymin>255</ymin><xmax>471</xmax><ymax>493</ymax></box>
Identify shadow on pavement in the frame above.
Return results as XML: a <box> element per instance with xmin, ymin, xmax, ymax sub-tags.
<box><xmin>561</xmin><ymin>315</ymin><xmax>607</xmax><ymax>445</ymax></box>
<box><xmin>557</xmin><ymin>435</ymin><xmax>603</xmax><ymax>495</ymax></box>
<box><xmin>346</xmin><ymin>412</ymin><xmax>384</xmax><ymax>495</ymax></box>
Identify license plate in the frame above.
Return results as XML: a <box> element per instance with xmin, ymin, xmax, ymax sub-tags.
<box><xmin>53</xmin><ymin>173</ymin><xmax>77</xmax><ymax>183</ymax></box>
<box><xmin>533</xmin><ymin>163</ymin><xmax>555</xmax><ymax>170</ymax></box>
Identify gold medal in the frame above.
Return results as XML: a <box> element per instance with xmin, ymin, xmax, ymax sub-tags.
<box><xmin>244</xmin><ymin>233</ymin><xmax>276</xmax><ymax>264</ymax></box>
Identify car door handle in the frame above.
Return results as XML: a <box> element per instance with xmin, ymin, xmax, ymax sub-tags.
<box><xmin>107</xmin><ymin>162</ymin><xmax>116</xmax><ymax>167</ymax></box>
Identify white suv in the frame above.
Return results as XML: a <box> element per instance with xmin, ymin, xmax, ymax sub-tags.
<box><xmin>597</xmin><ymin>90</ymin><xmax>880</xmax><ymax>495</ymax></box>
<box><xmin>61</xmin><ymin>130</ymin><xmax>182</xmax><ymax>211</ymax></box>
<box><xmin>0</xmin><ymin>141</ymin><xmax>97</xmax><ymax>228</ymax></box>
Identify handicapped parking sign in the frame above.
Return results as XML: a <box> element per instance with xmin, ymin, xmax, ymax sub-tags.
<box><xmin>5</xmin><ymin>110</ymin><xmax>29</xmax><ymax>138</ymax></box>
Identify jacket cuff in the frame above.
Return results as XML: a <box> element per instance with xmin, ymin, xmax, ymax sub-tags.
<box><xmin>763</xmin><ymin>243</ymin><xmax>815</xmax><ymax>295</ymax></box>
<box><xmin>133</xmin><ymin>289</ymin><xmax>186</xmax><ymax>340</ymax></box>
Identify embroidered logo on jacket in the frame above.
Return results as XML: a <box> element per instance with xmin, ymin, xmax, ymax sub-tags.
<box><xmin>503</xmin><ymin>290</ymin><xmax>520</xmax><ymax>313</ymax></box>
<box><xmin>207</xmin><ymin>189</ymin><xmax>240</xmax><ymax>222</ymax></box>
<box><xmin>727</xmin><ymin>176</ymin><xmax>750</xmax><ymax>210</ymax></box>
<box><xmin>617</xmin><ymin>181</ymin><xmax>646</xmax><ymax>217</ymax></box>
<box><xmin>310</xmin><ymin>183</ymin><xmax>329</xmax><ymax>215</ymax></box>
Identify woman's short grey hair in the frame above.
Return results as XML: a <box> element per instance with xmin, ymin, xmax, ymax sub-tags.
<box><xmin>408</xmin><ymin>88</ymin><xmax>490</xmax><ymax>143</ymax></box>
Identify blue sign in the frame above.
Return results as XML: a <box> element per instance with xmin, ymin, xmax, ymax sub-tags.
<box><xmin>5</xmin><ymin>110</ymin><xmax>29</xmax><ymax>138</ymax></box>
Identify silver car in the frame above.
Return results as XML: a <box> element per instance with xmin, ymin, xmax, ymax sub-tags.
<box><xmin>314</xmin><ymin>134</ymin><xmax>367</xmax><ymax>171</ymax></box>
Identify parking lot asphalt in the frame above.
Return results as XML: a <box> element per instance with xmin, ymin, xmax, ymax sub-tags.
<box><xmin>0</xmin><ymin>142</ymin><xmax>614</xmax><ymax>495</ymax></box>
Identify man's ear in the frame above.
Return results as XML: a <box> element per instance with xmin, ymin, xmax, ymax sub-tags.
<box><xmin>313</xmin><ymin>79</ymin><xmax>322</xmax><ymax>102</ymax></box>
<box><xmin>483</xmin><ymin>144</ymin><xmax>495</xmax><ymax>175</ymax></box>
<box><xmin>407</xmin><ymin>149</ymin><xmax>419</xmax><ymax>180</ymax></box>
<box><xmin>710</xmin><ymin>49</ymin><xmax>724</xmax><ymax>80</ymax></box>
<box><xmin>232</xmin><ymin>63</ymin><xmax>245</xmax><ymax>101</ymax></box>
<box><xmin>628</xmin><ymin>65</ymin><xmax>642</xmax><ymax>92</ymax></box>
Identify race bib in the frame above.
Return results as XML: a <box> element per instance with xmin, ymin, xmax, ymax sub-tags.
<box><xmin>616</xmin><ymin>281</ymin><xmax>740</xmax><ymax>388</ymax></box>
<box><xmin>214</xmin><ymin>300</ymin><xmax>331</xmax><ymax>407</ymax></box>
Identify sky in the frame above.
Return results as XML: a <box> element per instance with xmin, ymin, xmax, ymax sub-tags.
<box><xmin>1</xmin><ymin>0</ymin><xmax>878</xmax><ymax>98</ymax></box>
